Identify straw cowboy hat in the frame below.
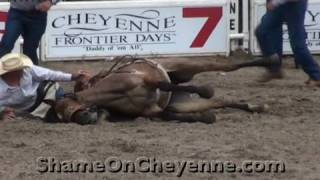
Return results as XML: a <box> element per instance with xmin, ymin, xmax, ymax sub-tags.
<box><xmin>0</xmin><ymin>53</ymin><xmax>33</xmax><ymax>75</ymax></box>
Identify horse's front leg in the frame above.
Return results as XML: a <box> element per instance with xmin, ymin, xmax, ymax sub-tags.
<box><xmin>159</xmin><ymin>111</ymin><xmax>216</xmax><ymax>124</ymax></box>
<box><xmin>167</xmin><ymin>97</ymin><xmax>269</xmax><ymax>113</ymax></box>
<box><xmin>165</xmin><ymin>92</ymin><xmax>268</xmax><ymax>113</ymax></box>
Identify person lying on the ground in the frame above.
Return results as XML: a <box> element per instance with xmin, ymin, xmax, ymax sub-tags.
<box><xmin>0</xmin><ymin>53</ymin><xmax>96</xmax><ymax>124</ymax></box>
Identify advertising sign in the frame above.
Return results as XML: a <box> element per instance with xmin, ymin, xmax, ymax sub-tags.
<box><xmin>42</xmin><ymin>0</ymin><xmax>229</xmax><ymax>61</ymax></box>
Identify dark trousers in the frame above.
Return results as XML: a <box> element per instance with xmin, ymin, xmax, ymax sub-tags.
<box><xmin>0</xmin><ymin>8</ymin><xmax>47</xmax><ymax>65</ymax></box>
<box><xmin>255</xmin><ymin>0</ymin><xmax>320</xmax><ymax>80</ymax></box>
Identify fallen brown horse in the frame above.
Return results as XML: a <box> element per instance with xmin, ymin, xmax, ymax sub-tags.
<box><xmin>57</xmin><ymin>56</ymin><xmax>278</xmax><ymax>124</ymax></box>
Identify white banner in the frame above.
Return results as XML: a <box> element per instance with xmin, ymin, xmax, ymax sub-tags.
<box><xmin>251</xmin><ymin>0</ymin><xmax>320</xmax><ymax>55</ymax></box>
<box><xmin>42</xmin><ymin>0</ymin><xmax>229</xmax><ymax>61</ymax></box>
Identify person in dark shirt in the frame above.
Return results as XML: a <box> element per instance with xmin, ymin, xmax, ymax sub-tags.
<box><xmin>0</xmin><ymin>0</ymin><xmax>59</xmax><ymax>65</ymax></box>
<box><xmin>255</xmin><ymin>0</ymin><xmax>320</xmax><ymax>86</ymax></box>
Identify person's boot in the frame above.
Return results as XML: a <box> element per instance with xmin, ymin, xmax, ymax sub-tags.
<box><xmin>305</xmin><ymin>79</ymin><xmax>320</xmax><ymax>87</ymax></box>
<box><xmin>258</xmin><ymin>69</ymin><xmax>284</xmax><ymax>83</ymax></box>
<box><xmin>258</xmin><ymin>54</ymin><xmax>284</xmax><ymax>83</ymax></box>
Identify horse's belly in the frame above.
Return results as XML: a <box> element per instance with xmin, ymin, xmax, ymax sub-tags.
<box><xmin>103</xmin><ymin>86</ymin><xmax>158</xmax><ymax>115</ymax></box>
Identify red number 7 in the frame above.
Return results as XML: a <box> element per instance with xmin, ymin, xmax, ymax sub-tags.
<box><xmin>183</xmin><ymin>7</ymin><xmax>223</xmax><ymax>48</ymax></box>
<box><xmin>0</xmin><ymin>12</ymin><xmax>8</xmax><ymax>34</ymax></box>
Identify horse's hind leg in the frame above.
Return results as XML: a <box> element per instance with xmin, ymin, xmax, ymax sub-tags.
<box><xmin>158</xmin><ymin>94</ymin><xmax>267</xmax><ymax>123</ymax></box>
<box><xmin>159</xmin><ymin>97</ymin><xmax>268</xmax><ymax>124</ymax></box>
<box><xmin>166</xmin><ymin>93</ymin><xmax>269</xmax><ymax>113</ymax></box>
<box><xmin>168</xmin><ymin>99</ymin><xmax>268</xmax><ymax>113</ymax></box>
<box><xmin>167</xmin><ymin>62</ymin><xmax>238</xmax><ymax>83</ymax></box>
<box><xmin>159</xmin><ymin>111</ymin><xmax>216</xmax><ymax>124</ymax></box>
<box><xmin>149</xmin><ymin>81</ymin><xmax>214</xmax><ymax>99</ymax></box>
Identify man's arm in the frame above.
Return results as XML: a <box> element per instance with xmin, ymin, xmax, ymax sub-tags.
<box><xmin>36</xmin><ymin>0</ymin><xmax>61</xmax><ymax>12</ymax></box>
<box><xmin>30</xmin><ymin>65</ymin><xmax>89</xmax><ymax>82</ymax></box>
<box><xmin>0</xmin><ymin>106</ymin><xmax>15</xmax><ymax>121</ymax></box>
<box><xmin>30</xmin><ymin>65</ymin><xmax>73</xmax><ymax>82</ymax></box>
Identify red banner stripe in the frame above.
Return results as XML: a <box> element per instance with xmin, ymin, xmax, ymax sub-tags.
<box><xmin>183</xmin><ymin>7</ymin><xmax>223</xmax><ymax>48</ymax></box>
<box><xmin>0</xmin><ymin>11</ymin><xmax>7</xmax><ymax>22</ymax></box>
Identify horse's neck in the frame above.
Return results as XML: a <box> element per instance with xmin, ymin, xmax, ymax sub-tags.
<box><xmin>88</xmin><ymin>69</ymin><xmax>110</xmax><ymax>86</ymax></box>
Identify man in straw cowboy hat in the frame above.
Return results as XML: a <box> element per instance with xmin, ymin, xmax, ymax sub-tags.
<box><xmin>0</xmin><ymin>53</ymin><xmax>97</xmax><ymax>124</ymax></box>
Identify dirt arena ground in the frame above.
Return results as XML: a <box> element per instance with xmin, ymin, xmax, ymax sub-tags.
<box><xmin>0</xmin><ymin>54</ymin><xmax>320</xmax><ymax>180</ymax></box>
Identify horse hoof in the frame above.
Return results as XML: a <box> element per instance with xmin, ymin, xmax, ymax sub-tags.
<box><xmin>197</xmin><ymin>85</ymin><xmax>214</xmax><ymax>99</ymax></box>
<box><xmin>200</xmin><ymin>111</ymin><xmax>216</xmax><ymax>124</ymax></box>
<box><xmin>248</xmin><ymin>104</ymin><xmax>269</xmax><ymax>113</ymax></box>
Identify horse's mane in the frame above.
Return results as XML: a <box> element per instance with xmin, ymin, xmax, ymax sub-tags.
<box><xmin>74</xmin><ymin>55</ymin><xmax>148</xmax><ymax>93</ymax></box>
<box><xmin>89</xmin><ymin>55</ymin><xmax>143</xmax><ymax>85</ymax></box>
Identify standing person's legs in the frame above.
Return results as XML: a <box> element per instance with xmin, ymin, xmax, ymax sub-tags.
<box><xmin>0</xmin><ymin>9</ymin><xmax>23</xmax><ymax>58</ymax></box>
<box><xmin>273</xmin><ymin>26</ymin><xmax>283</xmax><ymax>59</ymax></box>
<box><xmin>270</xmin><ymin>25</ymin><xmax>283</xmax><ymax>70</ymax></box>
<box><xmin>22</xmin><ymin>12</ymin><xmax>47</xmax><ymax>65</ymax></box>
<box><xmin>256</xmin><ymin>19</ymin><xmax>283</xmax><ymax>57</ymax></box>
<box><xmin>285</xmin><ymin>0</ymin><xmax>320</xmax><ymax>81</ymax></box>
<box><xmin>255</xmin><ymin>5</ymin><xmax>284</xmax><ymax>72</ymax></box>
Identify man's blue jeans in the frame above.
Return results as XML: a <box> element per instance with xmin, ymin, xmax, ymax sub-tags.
<box><xmin>0</xmin><ymin>8</ymin><xmax>47</xmax><ymax>65</ymax></box>
<box><xmin>255</xmin><ymin>0</ymin><xmax>320</xmax><ymax>80</ymax></box>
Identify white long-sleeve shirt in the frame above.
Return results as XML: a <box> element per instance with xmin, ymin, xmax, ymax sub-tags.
<box><xmin>0</xmin><ymin>65</ymin><xmax>72</xmax><ymax>112</ymax></box>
